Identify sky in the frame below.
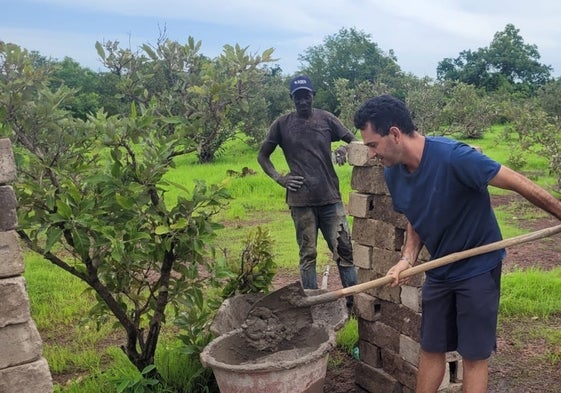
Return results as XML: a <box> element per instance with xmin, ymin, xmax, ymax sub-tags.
<box><xmin>1</xmin><ymin>0</ymin><xmax>561</xmax><ymax>79</ymax></box>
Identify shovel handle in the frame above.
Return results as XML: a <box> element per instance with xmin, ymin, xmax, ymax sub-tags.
<box><xmin>299</xmin><ymin>223</ymin><xmax>561</xmax><ymax>307</ymax></box>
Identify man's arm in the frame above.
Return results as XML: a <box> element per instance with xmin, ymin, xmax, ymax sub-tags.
<box><xmin>489</xmin><ymin>166</ymin><xmax>561</xmax><ymax>220</ymax></box>
<box><xmin>387</xmin><ymin>222</ymin><xmax>423</xmax><ymax>287</ymax></box>
<box><xmin>257</xmin><ymin>142</ymin><xmax>304</xmax><ymax>192</ymax></box>
<box><xmin>333</xmin><ymin>132</ymin><xmax>359</xmax><ymax>165</ymax></box>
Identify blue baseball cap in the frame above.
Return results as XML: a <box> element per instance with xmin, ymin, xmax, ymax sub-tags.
<box><xmin>290</xmin><ymin>75</ymin><xmax>314</xmax><ymax>95</ymax></box>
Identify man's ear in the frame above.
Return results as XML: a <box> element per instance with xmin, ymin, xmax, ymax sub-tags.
<box><xmin>389</xmin><ymin>126</ymin><xmax>401</xmax><ymax>141</ymax></box>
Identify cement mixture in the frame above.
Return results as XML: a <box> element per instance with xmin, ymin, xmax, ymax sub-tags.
<box><xmin>210</xmin><ymin>290</ymin><xmax>347</xmax><ymax>352</ymax></box>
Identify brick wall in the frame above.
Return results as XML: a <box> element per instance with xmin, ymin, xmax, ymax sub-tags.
<box><xmin>347</xmin><ymin>141</ymin><xmax>463</xmax><ymax>392</ymax></box>
<box><xmin>0</xmin><ymin>138</ymin><xmax>53</xmax><ymax>393</ymax></box>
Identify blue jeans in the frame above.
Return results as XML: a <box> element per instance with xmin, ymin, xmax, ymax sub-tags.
<box><xmin>290</xmin><ymin>202</ymin><xmax>357</xmax><ymax>305</ymax></box>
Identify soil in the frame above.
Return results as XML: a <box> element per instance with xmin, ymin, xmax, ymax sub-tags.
<box><xmin>270</xmin><ymin>194</ymin><xmax>561</xmax><ymax>393</ymax></box>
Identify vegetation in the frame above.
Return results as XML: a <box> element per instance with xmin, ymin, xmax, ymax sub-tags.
<box><xmin>2</xmin><ymin>21</ymin><xmax>561</xmax><ymax>391</ymax></box>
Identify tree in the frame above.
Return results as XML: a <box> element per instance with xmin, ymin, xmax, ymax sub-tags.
<box><xmin>537</xmin><ymin>78</ymin><xmax>561</xmax><ymax>121</ymax></box>
<box><xmin>298</xmin><ymin>27</ymin><xmax>402</xmax><ymax>113</ymax></box>
<box><xmin>96</xmin><ymin>36</ymin><xmax>275</xmax><ymax>162</ymax></box>
<box><xmin>0</xmin><ymin>41</ymin><xmax>232</xmax><ymax>376</ymax></box>
<box><xmin>437</xmin><ymin>24</ymin><xmax>552</xmax><ymax>92</ymax></box>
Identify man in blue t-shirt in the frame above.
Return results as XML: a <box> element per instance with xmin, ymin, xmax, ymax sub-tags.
<box><xmin>353</xmin><ymin>95</ymin><xmax>561</xmax><ymax>393</ymax></box>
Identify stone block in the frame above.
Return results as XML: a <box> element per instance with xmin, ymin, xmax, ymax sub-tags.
<box><xmin>381</xmin><ymin>348</ymin><xmax>418</xmax><ymax>389</ymax></box>
<box><xmin>354</xmin><ymin>292</ymin><xmax>381</xmax><ymax>322</ymax></box>
<box><xmin>348</xmin><ymin>192</ymin><xmax>408</xmax><ymax>229</ymax></box>
<box><xmin>379</xmin><ymin>299</ymin><xmax>421</xmax><ymax>341</ymax></box>
<box><xmin>370</xmin><ymin>247</ymin><xmax>401</xmax><ymax>276</ymax></box>
<box><xmin>347</xmin><ymin>141</ymin><xmax>378</xmax><ymax>167</ymax></box>
<box><xmin>0</xmin><ymin>231</ymin><xmax>24</xmax><ymax>278</ymax></box>
<box><xmin>351</xmin><ymin>166</ymin><xmax>389</xmax><ymax>195</ymax></box>
<box><xmin>0</xmin><ymin>276</ymin><xmax>30</xmax><ymax>328</ymax></box>
<box><xmin>0</xmin><ymin>320</ymin><xmax>43</xmax><ymax>369</ymax></box>
<box><xmin>0</xmin><ymin>357</ymin><xmax>53</xmax><ymax>393</ymax></box>
<box><xmin>355</xmin><ymin>361</ymin><xmax>401</xmax><ymax>393</ymax></box>
<box><xmin>357</xmin><ymin>339</ymin><xmax>382</xmax><ymax>368</ymax></box>
<box><xmin>0</xmin><ymin>186</ymin><xmax>18</xmax><ymax>231</ymax></box>
<box><xmin>357</xmin><ymin>268</ymin><xmax>401</xmax><ymax>303</ymax></box>
<box><xmin>400</xmin><ymin>334</ymin><xmax>420</xmax><ymax>366</ymax></box>
<box><xmin>348</xmin><ymin>192</ymin><xmax>374</xmax><ymax>218</ymax></box>
<box><xmin>352</xmin><ymin>218</ymin><xmax>405</xmax><ymax>251</ymax></box>
<box><xmin>401</xmin><ymin>285</ymin><xmax>422</xmax><ymax>312</ymax></box>
<box><xmin>359</xmin><ymin>319</ymin><xmax>400</xmax><ymax>353</ymax></box>
<box><xmin>352</xmin><ymin>242</ymin><xmax>372</xmax><ymax>269</ymax></box>
<box><xmin>0</xmin><ymin>139</ymin><xmax>17</xmax><ymax>185</ymax></box>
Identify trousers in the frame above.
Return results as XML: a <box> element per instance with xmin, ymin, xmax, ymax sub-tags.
<box><xmin>290</xmin><ymin>202</ymin><xmax>357</xmax><ymax>306</ymax></box>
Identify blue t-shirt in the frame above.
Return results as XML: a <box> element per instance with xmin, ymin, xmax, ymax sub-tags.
<box><xmin>385</xmin><ymin>136</ymin><xmax>505</xmax><ymax>282</ymax></box>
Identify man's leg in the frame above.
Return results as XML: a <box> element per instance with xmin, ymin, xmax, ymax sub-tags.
<box><xmin>291</xmin><ymin>206</ymin><xmax>319</xmax><ymax>289</ymax></box>
<box><xmin>416</xmin><ymin>350</ymin><xmax>446</xmax><ymax>393</ymax></box>
<box><xmin>318</xmin><ymin>203</ymin><xmax>357</xmax><ymax>306</ymax></box>
<box><xmin>462</xmin><ymin>359</ymin><xmax>488</xmax><ymax>393</ymax></box>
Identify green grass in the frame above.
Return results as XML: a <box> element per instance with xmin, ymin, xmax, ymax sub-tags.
<box><xmin>500</xmin><ymin>268</ymin><xmax>561</xmax><ymax>318</ymax></box>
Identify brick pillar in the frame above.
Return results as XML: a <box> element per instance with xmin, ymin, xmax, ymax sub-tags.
<box><xmin>0</xmin><ymin>138</ymin><xmax>54</xmax><ymax>393</ymax></box>
<box><xmin>347</xmin><ymin>141</ymin><xmax>463</xmax><ymax>392</ymax></box>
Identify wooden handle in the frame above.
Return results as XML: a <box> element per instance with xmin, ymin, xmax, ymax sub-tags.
<box><xmin>298</xmin><ymin>224</ymin><xmax>561</xmax><ymax>307</ymax></box>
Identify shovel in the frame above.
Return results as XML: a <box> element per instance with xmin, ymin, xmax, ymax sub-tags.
<box><xmin>244</xmin><ymin>223</ymin><xmax>561</xmax><ymax>349</ymax></box>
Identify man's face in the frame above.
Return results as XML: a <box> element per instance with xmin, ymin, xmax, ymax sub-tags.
<box><xmin>360</xmin><ymin>123</ymin><xmax>399</xmax><ymax>167</ymax></box>
<box><xmin>292</xmin><ymin>89</ymin><xmax>314</xmax><ymax>117</ymax></box>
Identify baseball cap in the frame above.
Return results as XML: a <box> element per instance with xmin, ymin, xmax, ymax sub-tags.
<box><xmin>290</xmin><ymin>75</ymin><xmax>314</xmax><ymax>95</ymax></box>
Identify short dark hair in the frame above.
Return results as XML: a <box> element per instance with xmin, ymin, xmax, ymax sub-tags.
<box><xmin>353</xmin><ymin>95</ymin><xmax>416</xmax><ymax>136</ymax></box>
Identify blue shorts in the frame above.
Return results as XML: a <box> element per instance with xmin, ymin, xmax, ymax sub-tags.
<box><xmin>420</xmin><ymin>263</ymin><xmax>502</xmax><ymax>360</ymax></box>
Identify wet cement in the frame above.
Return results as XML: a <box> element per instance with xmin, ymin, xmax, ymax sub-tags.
<box><xmin>211</xmin><ymin>288</ymin><xmax>347</xmax><ymax>352</ymax></box>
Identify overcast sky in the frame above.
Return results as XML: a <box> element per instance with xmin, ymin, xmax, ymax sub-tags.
<box><xmin>2</xmin><ymin>0</ymin><xmax>561</xmax><ymax>79</ymax></box>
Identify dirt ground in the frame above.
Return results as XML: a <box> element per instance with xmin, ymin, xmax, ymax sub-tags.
<box><xmin>271</xmin><ymin>194</ymin><xmax>561</xmax><ymax>393</ymax></box>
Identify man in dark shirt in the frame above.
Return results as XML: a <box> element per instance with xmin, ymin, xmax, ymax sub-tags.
<box><xmin>257</xmin><ymin>75</ymin><xmax>357</xmax><ymax>307</ymax></box>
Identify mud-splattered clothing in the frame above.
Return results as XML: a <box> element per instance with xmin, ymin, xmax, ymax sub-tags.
<box><xmin>261</xmin><ymin>108</ymin><xmax>357</xmax><ymax>297</ymax></box>
<box><xmin>263</xmin><ymin>108</ymin><xmax>355</xmax><ymax>207</ymax></box>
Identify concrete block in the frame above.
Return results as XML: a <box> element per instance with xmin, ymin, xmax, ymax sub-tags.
<box><xmin>0</xmin><ymin>231</ymin><xmax>24</xmax><ymax>278</ymax></box>
<box><xmin>355</xmin><ymin>361</ymin><xmax>401</xmax><ymax>393</ymax></box>
<box><xmin>348</xmin><ymin>192</ymin><xmax>408</xmax><ymax>229</ymax></box>
<box><xmin>446</xmin><ymin>352</ymin><xmax>463</xmax><ymax>382</ymax></box>
<box><xmin>351</xmin><ymin>166</ymin><xmax>389</xmax><ymax>195</ymax></box>
<box><xmin>370</xmin><ymin>247</ymin><xmax>400</xmax><ymax>276</ymax></box>
<box><xmin>0</xmin><ymin>186</ymin><xmax>18</xmax><ymax>231</ymax></box>
<box><xmin>0</xmin><ymin>139</ymin><xmax>17</xmax><ymax>185</ymax></box>
<box><xmin>400</xmin><ymin>334</ymin><xmax>420</xmax><ymax>366</ymax></box>
<box><xmin>401</xmin><ymin>285</ymin><xmax>422</xmax><ymax>312</ymax></box>
<box><xmin>347</xmin><ymin>141</ymin><xmax>378</xmax><ymax>167</ymax></box>
<box><xmin>354</xmin><ymin>292</ymin><xmax>381</xmax><ymax>322</ymax></box>
<box><xmin>0</xmin><ymin>276</ymin><xmax>30</xmax><ymax>328</ymax></box>
<box><xmin>357</xmin><ymin>268</ymin><xmax>401</xmax><ymax>303</ymax></box>
<box><xmin>358</xmin><ymin>339</ymin><xmax>382</xmax><ymax>368</ymax></box>
<box><xmin>381</xmin><ymin>348</ymin><xmax>418</xmax><ymax>389</ymax></box>
<box><xmin>359</xmin><ymin>319</ymin><xmax>400</xmax><ymax>353</ymax></box>
<box><xmin>352</xmin><ymin>242</ymin><xmax>372</xmax><ymax>269</ymax></box>
<box><xmin>0</xmin><ymin>320</ymin><xmax>43</xmax><ymax>369</ymax></box>
<box><xmin>0</xmin><ymin>357</ymin><xmax>53</xmax><ymax>393</ymax></box>
<box><xmin>348</xmin><ymin>192</ymin><xmax>374</xmax><ymax>218</ymax></box>
<box><xmin>352</xmin><ymin>218</ymin><xmax>405</xmax><ymax>251</ymax></box>
<box><xmin>379</xmin><ymin>299</ymin><xmax>421</xmax><ymax>341</ymax></box>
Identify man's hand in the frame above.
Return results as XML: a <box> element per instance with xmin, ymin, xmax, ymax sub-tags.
<box><xmin>276</xmin><ymin>175</ymin><xmax>304</xmax><ymax>191</ymax></box>
<box><xmin>386</xmin><ymin>258</ymin><xmax>412</xmax><ymax>287</ymax></box>
<box><xmin>333</xmin><ymin>145</ymin><xmax>348</xmax><ymax>165</ymax></box>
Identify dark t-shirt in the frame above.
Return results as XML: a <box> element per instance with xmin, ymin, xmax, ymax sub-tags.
<box><xmin>385</xmin><ymin>137</ymin><xmax>505</xmax><ymax>282</ymax></box>
<box><xmin>263</xmin><ymin>108</ymin><xmax>354</xmax><ymax>207</ymax></box>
